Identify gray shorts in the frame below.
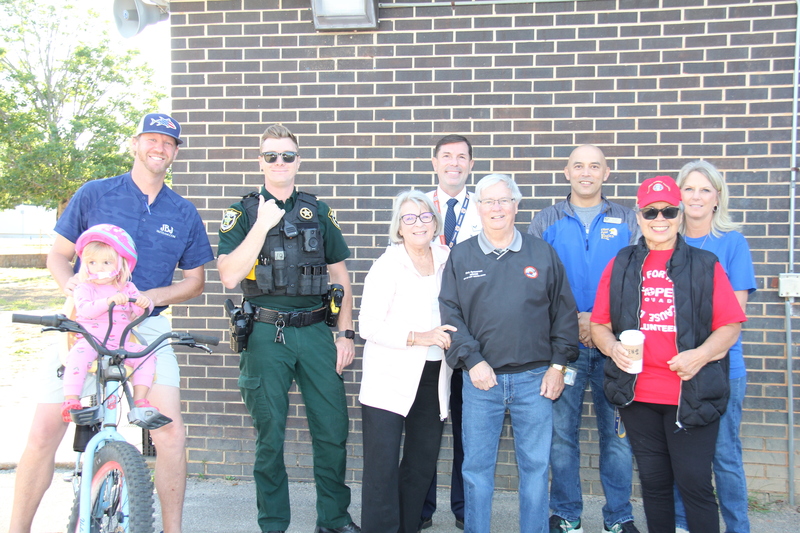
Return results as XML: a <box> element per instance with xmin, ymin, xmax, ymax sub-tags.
<box><xmin>39</xmin><ymin>314</ymin><xmax>180</xmax><ymax>403</ymax></box>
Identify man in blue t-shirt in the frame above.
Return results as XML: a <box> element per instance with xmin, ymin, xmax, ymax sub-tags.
<box><xmin>9</xmin><ymin>113</ymin><xmax>214</xmax><ymax>533</ymax></box>
<box><xmin>529</xmin><ymin>145</ymin><xmax>641</xmax><ymax>533</ymax></box>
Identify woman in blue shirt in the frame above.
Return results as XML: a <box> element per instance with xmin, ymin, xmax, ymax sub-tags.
<box><xmin>675</xmin><ymin>160</ymin><xmax>756</xmax><ymax>533</ymax></box>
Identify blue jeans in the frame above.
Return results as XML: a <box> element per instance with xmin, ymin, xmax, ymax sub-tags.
<box><xmin>675</xmin><ymin>375</ymin><xmax>750</xmax><ymax>532</ymax></box>
<box><xmin>550</xmin><ymin>347</ymin><xmax>634</xmax><ymax>527</ymax></box>
<box><xmin>462</xmin><ymin>366</ymin><xmax>552</xmax><ymax>533</ymax></box>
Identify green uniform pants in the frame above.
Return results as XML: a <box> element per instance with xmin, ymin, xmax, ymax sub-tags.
<box><xmin>238</xmin><ymin>319</ymin><xmax>352</xmax><ymax>532</ymax></box>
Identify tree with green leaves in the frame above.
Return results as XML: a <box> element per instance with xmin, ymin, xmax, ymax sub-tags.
<box><xmin>0</xmin><ymin>1</ymin><xmax>165</xmax><ymax>215</ymax></box>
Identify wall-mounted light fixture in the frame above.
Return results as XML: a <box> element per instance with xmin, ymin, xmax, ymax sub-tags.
<box><xmin>310</xmin><ymin>0</ymin><xmax>379</xmax><ymax>31</ymax></box>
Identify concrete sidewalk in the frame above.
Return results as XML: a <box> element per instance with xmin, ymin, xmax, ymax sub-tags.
<box><xmin>2</xmin><ymin>466</ymin><xmax>800</xmax><ymax>533</ymax></box>
<box><xmin>0</xmin><ymin>468</ymin><xmax>634</xmax><ymax>533</ymax></box>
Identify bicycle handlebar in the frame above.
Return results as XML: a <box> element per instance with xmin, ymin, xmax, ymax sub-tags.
<box><xmin>11</xmin><ymin>313</ymin><xmax>65</xmax><ymax>328</ymax></box>
<box><xmin>12</xmin><ymin>303</ymin><xmax>219</xmax><ymax>352</ymax></box>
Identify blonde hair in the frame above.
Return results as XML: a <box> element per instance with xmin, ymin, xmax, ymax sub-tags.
<box><xmin>259</xmin><ymin>124</ymin><xmax>299</xmax><ymax>149</ymax></box>
<box><xmin>676</xmin><ymin>160</ymin><xmax>740</xmax><ymax>236</ymax></box>
<box><xmin>78</xmin><ymin>241</ymin><xmax>132</xmax><ymax>287</ymax></box>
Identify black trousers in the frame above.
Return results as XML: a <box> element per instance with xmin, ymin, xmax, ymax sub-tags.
<box><xmin>361</xmin><ymin>361</ymin><xmax>445</xmax><ymax>533</ymax></box>
<box><xmin>422</xmin><ymin>368</ymin><xmax>464</xmax><ymax>522</ymax></box>
<box><xmin>620</xmin><ymin>401</ymin><xmax>720</xmax><ymax>533</ymax></box>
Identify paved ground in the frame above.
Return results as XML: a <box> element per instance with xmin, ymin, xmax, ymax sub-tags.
<box><xmin>2</xmin><ymin>467</ymin><xmax>800</xmax><ymax>533</ymax></box>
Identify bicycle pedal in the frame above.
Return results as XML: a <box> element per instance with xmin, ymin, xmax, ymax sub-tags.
<box><xmin>127</xmin><ymin>407</ymin><xmax>173</xmax><ymax>430</ymax></box>
<box><xmin>70</xmin><ymin>405</ymin><xmax>102</xmax><ymax>425</ymax></box>
<box><xmin>62</xmin><ymin>472</ymin><xmax>75</xmax><ymax>482</ymax></box>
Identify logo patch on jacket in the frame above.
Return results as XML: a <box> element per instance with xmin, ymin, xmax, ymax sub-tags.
<box><xmin>221</xmin><ymin>208</ymin><xmax>241</xmax><ymax>233</ymax></box>
<box><xmin>600</xmin><ymin>227</ymin><xmax>618</xmax><ymax>241</ymax></box>
<box><xmin>524</xmin><ymin>266</ymin><xmax>538</xmax><ymax>279</ymax></box>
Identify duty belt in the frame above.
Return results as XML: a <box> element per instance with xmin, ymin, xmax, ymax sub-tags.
<box><xmin>252</xmin><ymin>306</ymin><xmax>327</xmax><ymax>344</ymax></box>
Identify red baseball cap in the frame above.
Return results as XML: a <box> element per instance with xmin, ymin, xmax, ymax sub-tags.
<box><xmin>637</xmin><ymin>176</ymin><xmax>681</xmax><ymax>207</ymax></box>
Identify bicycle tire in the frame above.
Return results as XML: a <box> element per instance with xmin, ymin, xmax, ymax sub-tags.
<box><xmin>66</xmin><ymin>440</ymin><xmax>155</xmax><ymax>533</ymax></box>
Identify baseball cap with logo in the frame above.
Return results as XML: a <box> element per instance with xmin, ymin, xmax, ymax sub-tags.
<box><xmin>135</xmin><ymin>113</ymin><xmax>183</xmax><ymax>145</ymax></box>
<box><xmin>637</xmin><ymin>175</ymin><xmax>681</xmax><ymax>207</ymax></box>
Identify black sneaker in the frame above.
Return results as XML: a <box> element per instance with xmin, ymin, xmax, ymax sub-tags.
<box><xmin>603</xmin><ymin>521</ymin><xmax>640</xmax><ymax>533</ymax></box>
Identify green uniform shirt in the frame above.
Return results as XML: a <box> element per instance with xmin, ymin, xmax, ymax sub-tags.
<box><xmin>218</xmin><ymin>187</ymin><xmax>350</xmax><ymax>311</ymax></box>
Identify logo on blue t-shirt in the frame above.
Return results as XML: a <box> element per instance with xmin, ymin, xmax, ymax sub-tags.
<box><xmin>158</xmin><ymin>224</ymin><xmax>175</xmax><ymax>238</ymax></box>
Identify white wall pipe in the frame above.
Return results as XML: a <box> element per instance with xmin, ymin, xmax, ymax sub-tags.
<box><xmin>785</xmin><ymin>0</ymin><xmax>799</xmax><ymax>508</ymax></box>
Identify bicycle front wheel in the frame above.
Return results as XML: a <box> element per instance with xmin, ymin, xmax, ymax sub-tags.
<box><xmin>67</xmin><ymin>440</ymin><xmax>154</xmax><ymax>533</ymax></box>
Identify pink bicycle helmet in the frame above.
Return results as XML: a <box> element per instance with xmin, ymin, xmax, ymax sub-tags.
<box><xmin>75</xmin><ymin>224</ymin><xmax>138</xmax><ymax>273</ymax></box>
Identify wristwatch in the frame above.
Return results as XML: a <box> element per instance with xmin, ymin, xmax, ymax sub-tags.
<box><xmin>337</xmin><ymin>329</ymin><xmax>355</xmax><ymax>340</ymax></box>
<box><xmin>550</xmin><ymin>363</ymin><xmax>567</xmax><ymax>375</ymax></box>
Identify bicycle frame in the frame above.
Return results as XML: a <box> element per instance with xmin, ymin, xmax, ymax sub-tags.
<box><xmin>74</xmin><ymin>373</ymin><xmax>133</xmax><ymax>533</ymax></box>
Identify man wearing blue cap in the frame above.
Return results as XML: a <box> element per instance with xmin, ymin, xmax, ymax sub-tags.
<box><xmin>9</xmin><ymin>113</ymin><xmax>214</xmax><ymax>533</ymax></box>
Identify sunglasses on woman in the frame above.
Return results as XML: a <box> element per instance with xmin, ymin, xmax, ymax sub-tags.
<box><xmin>639</xmin><ymin>206</ymin><xmax>681</xmax><ymax>220</ymax></box>
<box><xmin>260</xmin><ymin>151</ymin><xmax>298</xmax><ymax>163</ymax></box>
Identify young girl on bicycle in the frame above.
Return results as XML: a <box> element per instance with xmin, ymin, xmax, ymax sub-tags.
<box><xmin>61</xmin><ymin>223</ymin><xmax>166</xmax><ymax>428</ymax></box>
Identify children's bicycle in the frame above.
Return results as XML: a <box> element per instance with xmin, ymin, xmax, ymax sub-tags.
<box><xmin>13</xmin><ymin>300</ymin><xmax>219</xmax><ymax>533</ymax></box>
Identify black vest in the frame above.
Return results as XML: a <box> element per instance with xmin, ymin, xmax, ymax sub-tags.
<box><xmin>604</xmin><ymin>235</ymin><xmax>730</xmax><ymax>430</ymax></box>
<box><xmin>240</xmin><ymin>191</ymin><xmax>329</xmax><ymax>298</ymax></box>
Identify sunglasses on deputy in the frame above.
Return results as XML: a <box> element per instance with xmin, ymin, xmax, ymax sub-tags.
<box><xmin>639</xmin><ymin>206</ymin><xmax>681</xmax><ymax>220</ymax></box>
<box><xmin>260</xmin><ymin>151</ymin><xmax>298</xmax><ymax>163</ymax></box>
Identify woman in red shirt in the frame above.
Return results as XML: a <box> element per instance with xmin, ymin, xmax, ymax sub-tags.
<box><xmin>591</xmin><ymin>176</ymin><xmax>746</xmax><ymax>533</ymax></box>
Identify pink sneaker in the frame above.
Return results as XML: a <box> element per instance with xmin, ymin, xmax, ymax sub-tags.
<box><xmin>61</xmin><ymin>399</ymin><xmax>82</xmax><ymax>423</ymax></box>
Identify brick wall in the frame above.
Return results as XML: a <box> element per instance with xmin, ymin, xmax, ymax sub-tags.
<box><xmin>168</xmin><ymin>0</ymin><xmax>800</xmax><ymax>500</ymax></box>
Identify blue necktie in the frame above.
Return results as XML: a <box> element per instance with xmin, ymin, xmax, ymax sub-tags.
<box><xmin>444</xmin><ymin>198</ymin><xmax>458</xmax><ymax>245</ymax></box>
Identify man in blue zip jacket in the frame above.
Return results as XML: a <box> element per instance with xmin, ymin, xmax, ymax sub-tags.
<box><xmin>528</xmin><ymin>145</ymin><xmax>641</xmax><ymax>533</ymax></box>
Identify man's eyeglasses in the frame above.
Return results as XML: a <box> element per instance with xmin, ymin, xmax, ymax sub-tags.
<box><xmin>260</xmin><ymin>151</ymin><xmax>298</xmax><ymax>164</ymax></box>
<box><xmin>639</xmin><ymin>206</ymin><xmax>681</xmax><ymax>220</ymax></box>
<box><xmin>477</xmin><ymin>197</ymin><xmax>515</xmax><ymax>207</ymax></box>
<box><xmin>400</xmin><ymin>212</ymin><xmax>435</xmax><ymax>225</ymax></box>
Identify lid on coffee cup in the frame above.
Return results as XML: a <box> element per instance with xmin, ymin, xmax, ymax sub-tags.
<box><xmin>619</xmin><ymin>329</ymin><xmax>645</xmax><ymax>345</ymax></box>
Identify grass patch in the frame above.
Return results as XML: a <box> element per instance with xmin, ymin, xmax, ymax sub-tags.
<box><xmin>0</xmin><ymin>296</ymin><xmax>64</xmax><ymax>311</ymax></box>
<box><xmin>748</xmin><ymin>494</ymin><xmax>773</xmax><ymax>513</ymax></box>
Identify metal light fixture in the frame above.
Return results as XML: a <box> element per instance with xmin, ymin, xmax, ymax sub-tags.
<box><xmin>113</xmin><ymin>0</ymin><xmax>170</xmax><ymax>38</ymax></box>
<box><xmin>310</xmin><ymin>0</ymin><xmax>379</xmax><ymax>31</ymax></box>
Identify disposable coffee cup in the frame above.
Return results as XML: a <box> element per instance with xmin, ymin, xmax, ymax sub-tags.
<box><xmin>619</xmin><ymin>329</ymin><xmax>645</xmax><ymax>374</ymax></box>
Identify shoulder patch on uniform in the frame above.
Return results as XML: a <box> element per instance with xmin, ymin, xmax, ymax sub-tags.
<box><xmin>328</xmin><ymin>209</ymin><xmax>341</xmax><ymax>230</ymax></box>
<box><xmin>220</xmin><ymin>208</ymin><xmax>242</xmax><ymax>233</ymax></box>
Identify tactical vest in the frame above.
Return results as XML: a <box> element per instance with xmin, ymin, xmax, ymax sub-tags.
<box><xmin>240</xmin><ymin>191</ymin><xmax>329</xmax><ymax>298</ymax></box>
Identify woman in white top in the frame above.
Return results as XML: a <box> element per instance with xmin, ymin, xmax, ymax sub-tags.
<box><xmin>359</xmin><ymin>190</ymin><xmax>456</xmax><ymax>533</ymax></box>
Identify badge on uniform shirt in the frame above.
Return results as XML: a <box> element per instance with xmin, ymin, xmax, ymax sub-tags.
<box><xmin>299</xmin><ymin>207</ymin><xmax>313</xmax><ymax>220</ymax></box>
<box><xmin>603</xmin><ymin>216</ymin><xmax>622</xmax><ymax>224</ymax></box>
<box><xmin>220</xmin><ymin>208</ymin><xmax>242</xmax><ymax>233</ymax></box>
<box><xmin>328</xmin><ymin>209</ymin><xmax>341</xmax><ymax>230</ymax></box>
